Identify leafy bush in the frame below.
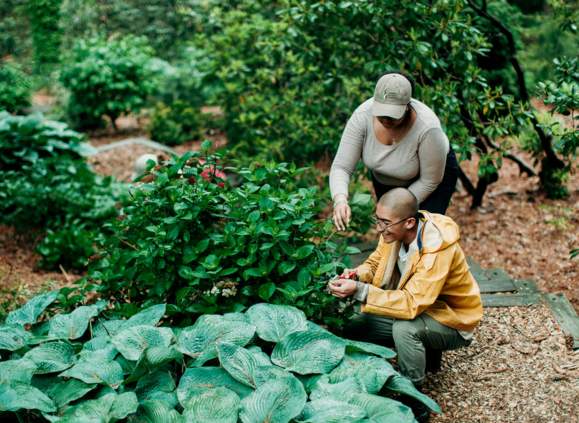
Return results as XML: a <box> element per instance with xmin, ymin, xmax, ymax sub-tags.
<box><xmin>192</xmin><ymin>0</ymin><xmax>525</xmax><ymax>170</ymax></box>
<box><xmin>0</xmin><ymin>62</ymin><xmax>31</xmax><ymax>113</ymax></box>
<box><xmin>0</xmin><ymin>296</ymin><xmax>440</xmax><ymax>421</ymax></box>
<box><xmin>148</xmin><ymin>101</ymin><xmax>203</xmax><ymax>145</ymax></box>
<box><xmin>535</xmin><ymin>57</ymin><xmax>578</xmax><ymax>198</ymax></box>
<box><xmin>60</xmin><ymin>36</ymin><xmax>156</xmax><ymax>130</ymax></box>
<box><xmin>0</xmin><ymin>112</ymin><xmax>126</xmax><ymax>269</ymax></box>
<box><xmin>87</xmin><ymin>148</ymin><xmax>357</xmax><ymax>328</ymax></box>
<box><xmin>26</xmin><ymin>0</ymin><xmax>62</xmax><ymax>73</ymax></box>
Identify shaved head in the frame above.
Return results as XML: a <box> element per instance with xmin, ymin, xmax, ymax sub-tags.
<box><xmin>377</xmin><ymin>188</ymin><xmax>418</xmax><ymax>219</ymax></box>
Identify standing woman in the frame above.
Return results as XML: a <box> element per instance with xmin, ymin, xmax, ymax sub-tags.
<box><xmin>330</xmin><ymin>71</ymin><xmax>458</xmax><ymax>231</ymax></box>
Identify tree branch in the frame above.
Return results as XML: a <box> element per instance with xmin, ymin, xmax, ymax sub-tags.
<box><xmin>485</xmin><ymin>138</ymin><xmax>537</xmax><ymax>176</ymax></box>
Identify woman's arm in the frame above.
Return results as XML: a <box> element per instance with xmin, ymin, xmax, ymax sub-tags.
<box><xmin>329</xmin><ymin>110</ymin><xmax>367</xmax><ymax>200</ymax></box>
<box><xmin>407</xmin><ymin>127</ymin><xmax>448</xmax><ymax>203</ymax></box>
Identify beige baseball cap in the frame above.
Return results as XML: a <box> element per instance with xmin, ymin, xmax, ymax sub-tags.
<box><xmin>371</xmin><ymin>73</ymin><xmax>412</xmax><ymax>119</ymax></box>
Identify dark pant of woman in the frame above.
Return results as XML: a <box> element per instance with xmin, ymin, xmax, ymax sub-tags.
<box><xmin>371</xmin><ymin>148</ymin><xmax>459</xmax><ymax>215</ymax></box>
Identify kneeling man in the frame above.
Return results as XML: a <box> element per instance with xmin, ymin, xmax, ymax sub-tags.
<box><xmin>329</xmin><ymin>188</ymin><xmax>483</xmax><ymax>387</ymax></box>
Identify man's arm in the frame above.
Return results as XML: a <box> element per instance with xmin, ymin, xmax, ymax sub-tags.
<box><xmin>355</xmin><ymin>235</ymin><xmax>386</xmax><ymax>283</ymax></box>
<box><xmin>361</xmin><ymin>248</ymin><xmax>454</xmax><ymax>320</ymax></box>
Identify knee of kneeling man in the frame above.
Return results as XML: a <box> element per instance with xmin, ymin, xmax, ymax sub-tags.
<box><xmin>392</xmin><ymin>319</ymin><xmax>421</xmax><ymax>339</ymax></box>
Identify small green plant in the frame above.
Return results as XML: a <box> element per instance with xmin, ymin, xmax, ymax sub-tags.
<box><xmin>0</xmin><ymin>296</ymin><xmax>440</xmax><ymax>421</ymax></box>
<box><xmin>0</xmin><ymin>62</ymin><xmax>31</xmax><ymax>113</ymax></box>
<box><xmin>60</xmin><ymin>36</ymin><xmax>157</xmax><ymax>130</ymax></box>
<box><xmin>148</xmin><ymin>101</ymin><xmax>203</xmax><ymax>145</ymax></box>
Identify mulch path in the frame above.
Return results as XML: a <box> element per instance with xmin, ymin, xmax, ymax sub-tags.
<box><xmin>425</xmin><ymin>304</ymin><xmax>579</xmax><ymax>422</ymax></box>
<box><xmin>448</xmin><ymin>153</ymin><xmax>578</xmax><ymax>313</ymax></box>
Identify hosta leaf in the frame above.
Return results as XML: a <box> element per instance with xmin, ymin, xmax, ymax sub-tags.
<box><xmin>59</xmin><ymin>358</ymin><xmax>124</xmax><ymax>388</ymax></box>
<box><xmin>45</xmin><ymin>379</ymin><xmax>96</xmax><ymax>409</ymax></box>
<box><xmin>124</xmin><ymin>304</ymin><xmax>166</xmax><ymax>328</ymax></box>
<box><xmin>48</xmin><ymin>393</ymin><xmax>116</xmax><ymax>422</ymax></box>
<box><xmin>0</xmin><ymin>381</ymin><xmax>56</xmax><ymax>413</ymax></box>
<box><xmin>0</xmin><ymin>358</ymin><xmax>37</xmax><ymax>384</ymax></box>
<box><xmin>129</xmin><ymin>400</ymin><xmax>183</xmax><ymax>423</ymax></box>
<box><xmin>112</xmin><ymin>325</ymin><xmax>174</xmax><ymax>361</ymax></box>
<box><xmin>182</xmin><ymin>387</ymin><xmax>240</xmax><ymax>423</ymax></box>
<box><xmin>6</xmin><ymin>291</ymin><xmax>59</xmax><ymax>326</ymax></box>
<box><xmin>382</xmin><ymin>374</ymin><xmax>442</xmax><ymax>413</ymax></box>
<box><xmin>217</xmin><ymin>342</ymin><xmax>264</xmax><ymax>387</ymax></box>
<box><xmin>345</xmin><ymin>339</ymin><xmax>396</xmax><ymax>359</ymax></box>
<box><xmin>309</xmin><ymin>375</ymin><xmax>366</xmax><ymax>401</ymax></box>
<box><xmin>110</xmin><ymin>391</ymin><xmax>139</xmax><ymax>420</ymax></box>
<box><xmin>93</xmin><ymin>319</ymin><xmax>125</xmax><ymax>337</ymax></box>
<box><xmin>347</xmin><ymin>393</ymin><xmax>417</xmax><ymax>422</ymax></box>
<box><xmin>239</xmin><ymin>375</ymin><xmax>307</xmax><ymax>423</ymax></box>
<box><xmin>136</xmin><ymin>370</ymin><xmax>176</xmax><ymax>402</ymax></box>
<box><xmin>0</xmin><ymin>324</ymin><xmax>31</xmax><ymax>350</ymax></box>
<box><xmin>298</xmin><ymin>398</ymin><xmax>367</xmax><ymax>423</ymax></box>
<box><xmin>247</xmin><ymin>345</ymin><xmax>272</xmax><ymax>366</ymax></box>
<box><xmin>79</xmin><ymin>339</ymin><xmax>118</xmax><ymax>362</ymax></box>
<box><xmin>328</xmin><ymin>354</ymin><xmax>397</xmax><ymax>394</ymax></box>
<box><xmin>126</xmin><ymin>346</ymin><xmax>183</xmax><ymax>383</ymax></box>
<box><xmin>246</xmin><ymin>303</ymin><xmax>308</xmax><ymax>343</ymax></box>
<box><xmin>177</xmin><ymin>367</ymin><xmax>253</xmax><ymax>406</ymax></box>
<box><xmin>251</xmin><ymin>365</ymin><xmax>301</xmax><ymax>391</ymax></box>
<box><xmin>24</xmin><ymin>341</ymin><xmax>76</xmax><ymax>374</ymax></box>
<box><xmin>48</xmin><ymin>305</ymin><xmax>100</xmax><ymax>340</ymax></box>
<box><xmin>176</xmin><ymin>314</ymin><xmax>255</xmax><ymax>366</ymax></box>
<box><xmin>271</xmin><ymin>330</ymin><xmax>345</xmax><ymax>375</ymax></box>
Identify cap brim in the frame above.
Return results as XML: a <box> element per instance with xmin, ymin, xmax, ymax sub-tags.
<box><xmin>371</xmin><ymin>101</ymin><xmax>406</xmax><ymax>119</ymax></box>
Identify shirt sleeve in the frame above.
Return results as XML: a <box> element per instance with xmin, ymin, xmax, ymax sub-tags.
<box><xmin>407</xmin><ymin>127</ymin><xmax>449</xmax><ymax>203</ymax></box>
<box><xmin>329</xmin><ymin>110</ymin><xmax>367</xmax><ymax>200</ymax></box>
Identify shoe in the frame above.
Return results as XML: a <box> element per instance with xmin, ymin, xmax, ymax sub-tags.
<box><xmin>425</xmin><ymin>348</ymin><xmax>442</xmax><ymax>374</ymax></box>
<box><xmin>399</xmin><ymin>396</ymin><xmax>431</xmax><ymax>422</ymax></box>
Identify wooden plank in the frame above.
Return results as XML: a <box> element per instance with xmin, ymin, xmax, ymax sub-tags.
<box><xmin>543</xmin><ymin>293</ymin><xmax>579</xmax><ymax>350</ymax></box>
<box><xmin>513</xmin><ymin>279</ymin><xmax>539</xmax><ymax>293</ymax></box>
<box><xmin>482</xmin><ymin>293</ymin><xmax>542</xmax><ymax>307</ymax></box>
<box><xmin>477</xmin><ymin>279</ymin><xmax>517</xmax><ymax>293</ymax></box>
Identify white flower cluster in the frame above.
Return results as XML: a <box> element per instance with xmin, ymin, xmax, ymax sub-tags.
<box><xmin>204</xmin><ymin>280</ymin><xmax>238</xmax><ymax>298</ymax></box>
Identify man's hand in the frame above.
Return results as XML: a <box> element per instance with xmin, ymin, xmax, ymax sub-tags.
<box><xmin>340</xmin><ymin>268</ymin><xmax>358</xmax><ymax>280</ymax></box>
<box><xmin>328</xmin><ymin>278</ymin><xmax>357</xmax><ymax>298</ymax></box>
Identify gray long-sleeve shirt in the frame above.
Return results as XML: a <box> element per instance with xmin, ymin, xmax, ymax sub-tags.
<box><xmin>329</xmin><ymin>98</ymin><xmax>449</xmax><ymax>203</ymax></box>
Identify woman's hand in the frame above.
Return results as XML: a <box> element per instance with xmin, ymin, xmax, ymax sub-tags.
<box><xmin>332</xmin><ymin>196</ymin><xmax>351</xmax><ymax>231</ymax></box>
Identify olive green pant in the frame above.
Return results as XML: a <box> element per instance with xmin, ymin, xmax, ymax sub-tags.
<box><xmin>344</xmin><ymin>312</ymin><xmax>471</xmax><ymax>385</ymax></box>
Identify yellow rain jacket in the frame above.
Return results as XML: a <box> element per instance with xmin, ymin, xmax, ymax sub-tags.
<box><xmin>356</xmin><ymin>212</ymin><xmax>483</xmax><ymax>332</ymax></box>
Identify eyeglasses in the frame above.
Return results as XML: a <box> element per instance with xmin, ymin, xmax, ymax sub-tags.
<box><xmin>373</xmin><ymin>216</ymin><xmax>411</xmax><ymax>231</ymax></box>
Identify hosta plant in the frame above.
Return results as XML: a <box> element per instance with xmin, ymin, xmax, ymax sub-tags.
<box><xmin>0</xmin><ymin>296</ymin><xmax>441</xmax><ymax>422</ymax></box>
<box><xmin>87</xmin><ymin>147</ymin><xmax>358</xmax><ymax>328</ymax></box>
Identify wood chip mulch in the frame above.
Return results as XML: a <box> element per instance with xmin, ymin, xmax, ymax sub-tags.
<box><xmin>425</xmin><ymin>305</ymin><xmax>579</xmax><ymax>422</ymax></box>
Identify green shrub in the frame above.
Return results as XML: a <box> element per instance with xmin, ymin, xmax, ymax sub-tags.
<box><xmin>26</xmin><ymin>0</ymin><xmax>63</xmax><ymax>74</ymax></box>
<box><xmin>148</xmin><ymin>101</ymin><xmax>203</xmax><ymax>146</ymax></box>
<box><xmin>87</xmin><ymin>148</ymin><xmax>357</xmax><ymax>328</ymax></box>
<box><xmin>0</xmin><ymin>62</ymin><xmax>31</xmax><ymax>113</ymax></box>
<box><xmin>192</xmin><ymin>0</ymin><xmax>525</xmax><ymax>169</ymax></box>
<box><xmin>60</xmin><ymin>36</ymin><xmax>156</xmax><ymax>130</ymax></box>
<box><xmin>0</xmin><ymin>296</ymin><xmax>440</xmax><ymax>421</ymax></box>
<box><xmin>0</xmin><ymin>112</ymin><xmax>126</xmax><ymax>270</ymax></box>
<box><xmin>535</xmin><ymin>57</ymin><xmax>578</xmax><ymax>198</ymax></box>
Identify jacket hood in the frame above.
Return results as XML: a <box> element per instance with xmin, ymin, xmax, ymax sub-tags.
<box><xmin>419</xmin><ymin>211</ymin><xmax>460</xmax><ymax>253</ymax></box>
